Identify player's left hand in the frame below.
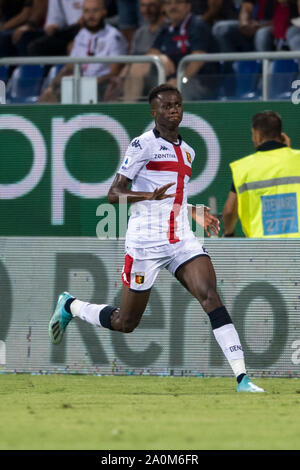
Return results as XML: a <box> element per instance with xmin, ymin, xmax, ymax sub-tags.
<box><xmin>191</xmin><ymin>205</ymin><xmax>220</xmax><ymax>237</ymax></box>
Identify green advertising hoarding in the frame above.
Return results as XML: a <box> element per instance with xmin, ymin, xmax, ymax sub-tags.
<box><xmin>0</xmin><ymin>102</ymin><xmax>299</xmax><ymax>237</ymax></box>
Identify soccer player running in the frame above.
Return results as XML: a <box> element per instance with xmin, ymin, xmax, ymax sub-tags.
<box><xmin>49</xmin><ymin>84</ymin><xmax>264</xmax><ymax>393</ymax></box>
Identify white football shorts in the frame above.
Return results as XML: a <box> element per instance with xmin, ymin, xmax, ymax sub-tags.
<box><xmin>121</xmin><ymin>237</ymin><xmax>209</xmax><ymax>292</ymax></box>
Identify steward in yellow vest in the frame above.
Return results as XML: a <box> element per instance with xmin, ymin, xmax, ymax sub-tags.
<box><xmin>222</xmin><ymin>110</ymin><xmax>300</xmax><ymax>238</ymax></box>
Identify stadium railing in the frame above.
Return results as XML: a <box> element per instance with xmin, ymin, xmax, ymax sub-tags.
<box><xmin>1</xmin><ymin>51</ymin><xmax>300</xmax><ymax>103</ymax></box>
<box><xmin>0</xmin><ymin>55</ymin><xmax>166</xmax><ymax>104</ymax></box>
<box><xmin>177</xmin><ymin>50</ymin><xmax>300</xmax><ymax>101</ymax></box>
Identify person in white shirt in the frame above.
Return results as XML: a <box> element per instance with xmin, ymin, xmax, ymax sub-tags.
<box><xmin>28</xmin><ymin>0</ymin><xmax>84</xmax><ymax>56</ymax></box>
<box><xmin>69</xmin><ymin>12</ymin><xmax>127</xmax><ymax>78</ymax></box>
<box><xmin>45</xmin><ymin>0</ymin><xmax>83</xmax><ymax>33</ymax></box>
<box><xmin>49</xmin><ymin>83</ymin><xmax>265</xmax><ymax>393</ymax></box>
<box><xmin>38</xmin><ymin>0</ymin><xmax>127</xmax><ymax>102</ymax></box>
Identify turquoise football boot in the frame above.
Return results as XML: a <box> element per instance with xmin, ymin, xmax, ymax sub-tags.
<box><xmin>236</xmin><ymin>374</ymin><xmax>265</xmax><ymax>393</ymax></box>
<box><xmin>49</xmin><ymin>292</ymin><xmax>74</xmax><ymax>345</ymax></box>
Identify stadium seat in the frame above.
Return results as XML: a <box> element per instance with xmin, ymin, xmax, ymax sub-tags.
<box><xmin>268</xmin><ymin>59</ymin><xmax>299</xmax><ymax>100</ymax></box>
<box><xmin>6</xmin><ymin>65</ymin><xmax>45</xmax><ymax>104</ymax></box>
<box><xmin>218</xmin><ymin>61</ymin><xmax>262</xmax><ymax>101</ymax></box>
<box><xmin>0</xmin><ymin>65</ymin><xmax>10</xmax><ymax>84</ymax></box>
<box><xmin>40</xmin><ymin>64</ymin><xmax>64</xmax><ymax>93</ymax></box>
<box><xmin>218</xmin><ymin>62</ymin><xmax>236</xmax><ymax>100</ymax></box>
<box><xmin>234</xmin><ymin>60</ymin><xmax>262</xmax><ymax>100</ymax></box>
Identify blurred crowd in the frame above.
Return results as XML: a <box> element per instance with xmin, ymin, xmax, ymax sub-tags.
<box><xmin>0</xmin><ymin>0</ymin><xmax>299</xmax><ymax>102</ymax></box>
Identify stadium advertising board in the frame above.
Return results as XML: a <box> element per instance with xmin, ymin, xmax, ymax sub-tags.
<box><xmin>0</xmin><ymin>238</ymin><xmax>299</xmax><ymax>377</ymax></box>
<box><xmin>0</xmin><ymin>102</ymin><xmax>299</xmax><ymax>236</ymax></box>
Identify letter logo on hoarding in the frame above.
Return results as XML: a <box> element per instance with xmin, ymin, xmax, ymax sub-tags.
<box><xmin>291</xmin><ymin>340</ymin><xmax>300</xmax><ymax>365</ymax></box>
<box><xmin>52</xmin><ymin>114</ymin><xmax>130</xmax><ymax>225</ymax></box>
<box><xmin>291</xmin><ymin>80</ymin><xmax>300</xmax><ymax>105</ymax></box>
<box><xmin>0</xmin><ymin>115</ymin><xmax>46</xmax><ymax>199</ymax></box>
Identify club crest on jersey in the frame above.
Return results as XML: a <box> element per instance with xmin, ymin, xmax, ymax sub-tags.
<box><xmin>186</xmin><ymin>152</ymin><xmax>192</xmax><ymax>164</ymax></box>
<box><xmin>121</xmin><ymin>155</ymin><xmax>131</xmax><ymax>170</ymax></box>
<box><xmin>135</xmin><ymin>273</ymin><xmax>145</xmax><ymax>284</ymax></box>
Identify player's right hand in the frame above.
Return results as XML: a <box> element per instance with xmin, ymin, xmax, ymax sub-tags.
<box><xmin>149</xmin><ymin>183</ymin><xmax>176</xmax><ymax>200</ymax></box>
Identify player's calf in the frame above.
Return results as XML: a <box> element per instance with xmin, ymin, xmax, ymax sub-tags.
<box><xmin>105</xmin><ymin>308</ymin><xmax>142</xmax><ymax>333</ymax></box>
<box><xmin>49</xmin><ymin>294</ymin><xmax>142</xmax><ymax>336</ymax></box>
<box><xmin>207</xmin><ymin>305</ymin><xmax>265</xmax><ymax>392</ymax></box>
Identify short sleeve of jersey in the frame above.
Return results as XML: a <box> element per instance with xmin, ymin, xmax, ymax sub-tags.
<box><xmin>118</xmin><ymin>137</ymin><xmax>150</xmax><ymax>180</ymax></box>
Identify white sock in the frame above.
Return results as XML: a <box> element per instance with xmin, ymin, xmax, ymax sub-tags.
<box><xmin>70</xmin><ymin>299</ymin><xmax>108</xmax><ymax>327</ymax></box>
<box><xmin>230</xmin><ymin>359</ymin><xmax>247</xmax><ymax>378</ymax></box>
<box><xmin>213</xmin><ymin>323</ymin><xmax>246</xmax><ymax>377</ymax></box>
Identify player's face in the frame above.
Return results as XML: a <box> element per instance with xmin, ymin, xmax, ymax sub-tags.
<box><xmin>152</xmin><ymin>91</ymin><xmax>183</xmax><ymax>129</ymax></box>
<box><xmin>163</xmin><ymin>0</ymin><xmax>191</xmax><ymax>25</ymax></box>
<box><xmin>82</xmin><ymin>0</ymin><xmax>107</xmax><ymax>31</ymax></box>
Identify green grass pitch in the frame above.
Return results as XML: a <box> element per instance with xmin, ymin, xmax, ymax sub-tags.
<box><xmin>0</xmin><ymin>375</ymin><xmax>300</xmax><ymax>450</ymax></box>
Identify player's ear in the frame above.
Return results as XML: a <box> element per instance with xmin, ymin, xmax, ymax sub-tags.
<box><xmin>151</xmin><ymin>106</ymin><xmax>156</xmax><ymax>119</ymax></box>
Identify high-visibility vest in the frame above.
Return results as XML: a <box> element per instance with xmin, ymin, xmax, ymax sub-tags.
<box><xmin>230</xmin><ymin>146</ymin><xmax>300</xmax><ymax>238</ymax></box>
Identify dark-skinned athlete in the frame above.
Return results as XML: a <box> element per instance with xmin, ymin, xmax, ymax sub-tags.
<box><xmin>49</xmin><ymin>83</ymin><xmax>264</xmax><ymax>392</ymax></box>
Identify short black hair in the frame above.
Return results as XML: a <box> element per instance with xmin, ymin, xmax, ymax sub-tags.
<box><xmin>148</xmin><ymin>83</ymin><xmax>181</xmax><ymax>104</ymax></box>
<box><xmin>252</xmin><ymin>110</ymin><xmax>282</xmax><ymax>139</ymax></box>
<box><xmin>163</xmin><ymin>0</ymin><xmax>192</xmax><ymax>3</ymax></box>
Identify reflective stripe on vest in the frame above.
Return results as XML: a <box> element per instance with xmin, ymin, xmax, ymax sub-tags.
<box><xmin>238</xmin><ymin>176</ymin><xmax>300</xmax><ymax>194</ymax></box>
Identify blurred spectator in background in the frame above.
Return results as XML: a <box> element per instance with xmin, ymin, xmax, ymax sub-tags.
<box><xmin>0</xmin><ymin>0</ymin><xmax>32</xmax><ymax>56</ymax></box>
<box><xmin>123</xmin><ymin>0</ymin><xmax>220</xmax><ymax>102</ymax></box>
<box><xmin>11</xmin><ymin>0</ymin><xmax>48</xmax><ymax>56</ymax></box>
<box><xmin>273</xmin><ymin>0</ymin><xmax>300</xmax><ymax>50</ymax></box>
<box><xmin>118</xmin><ymin>0</ymin><xmax>165</xmax><ymax>101</ymax></box>
<box><xmin>38</xmin><ymin>0</ymin><xmax>127</xmax><ymax>102</ymax></box>
<box><xmin>286</xmin><ymin>0</ymin><xmax>300</xmax><ymax>51</ymax></box>
<box><xmin>213</xmin><ymin>0</ymin><xmax>299</xmax><ymax>53</ymax></box>
<box><xmin>117</xmin><ymin>0</ymin><xmax>141</xmax><ymax>45</ymax></box>
<box><xmin>130</xmin><ymin>0</ymin><xmax>165</xmax><ymax>55</ymax></box>
<box><xmin>104</xmin><ymin>0</ymin><xmax>118</xmax><ymax>26</ymax></box>
<box><xmin>28</xmin><ymin>0</ymin><xmax>84</xmax><ymax>56</ymax></box>
<box><xmin>190</xmin><ymin>0</ymin><xmax>238</xmax><ymax>27</ymax></box>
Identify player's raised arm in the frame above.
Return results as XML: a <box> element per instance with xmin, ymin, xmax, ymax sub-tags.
<box><xmin>107</xmin><ymin>173</ymin><xmax>176</xmax><ymax>204</ymax></box>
